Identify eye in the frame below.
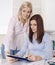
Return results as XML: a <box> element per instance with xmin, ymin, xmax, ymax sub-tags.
<box><xmin>27</xmin><ymin>11</ymin><xmax>31</xmax><ymax>13</ymax></box>
<box><xmin>23</xmin><ymin>10</ymin><xmax>26</xmax><ymax>12</ymax></box>
<box><xmin>33</xmin><ymin>24</ymin><xmax>37</xmax><ymax>26</ymax></box>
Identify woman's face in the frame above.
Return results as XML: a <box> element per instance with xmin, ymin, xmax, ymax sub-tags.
<box><xmin>21</xmin><ymin>6</ymin><xmax>31</xmax><ymax>20</ymax></box>
<box><xmin>30</xmin><ymin>20</ymin><xmax>37</xmax><ymax>33</ymax></box>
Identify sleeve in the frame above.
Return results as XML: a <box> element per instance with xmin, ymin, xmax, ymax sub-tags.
<box><xmin>4</xmin><ymin>17</ymin><xmax>16</xmax><ymax>52</ymax></box>
<box><xmin>39</xmin><ymin>33</ymin><xmax>53</xmax><ymax>60</ymax></box>
<box><xmin>16</xmin><ymin>34</ymin><xmax>29</xmax><ymax>57</ymax></box>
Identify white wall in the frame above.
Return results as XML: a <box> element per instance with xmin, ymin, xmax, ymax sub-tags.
<box><xmin>41</xmin><ymin>0</ymin><xmax>55</xmax><ymax>31</ymax></box>
<box><xmin>13</xmin><ymin>0</ymin><xmax>42</xmax><ymax>16</ymax></box>
<box><xmin>0</xmin><ymin>0</ymin><xmax>55</xmax><ymax>34</ymax></box>
<box><xmin>0</xmin><ymin>0</ymin><xmax>13</xmax><ymax>34</ymax></box>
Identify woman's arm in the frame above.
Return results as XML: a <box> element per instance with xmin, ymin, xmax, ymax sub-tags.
<box><xmin>28</xmin><ymin>54</ymin><xmax>42</xmax><ymax>61</ymax></box>
<box><xmin>4</xmin><ymin>17</ymin><xmax>16</xmax><ymax>60</ymax></box>
<box><xmin>38</xmin><ymin>33</ymin><xmax>53</xmax><ymax>60</ymax></box>
<box><xmin>16</xmin><ymin>34</ymin><xmax>29</xmax><ymax>57</ymax></box>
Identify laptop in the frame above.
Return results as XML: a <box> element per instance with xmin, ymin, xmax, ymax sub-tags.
<box><xmin>7</xmin><ymin>55</ymin><xmax>33</xmax><ymax>62</ymax></box>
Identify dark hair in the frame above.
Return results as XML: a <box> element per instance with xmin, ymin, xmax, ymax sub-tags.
<box><xmin>29</xmin><ymin>14</ymin><xmax>44</xmax><ymax>43</ymax></box>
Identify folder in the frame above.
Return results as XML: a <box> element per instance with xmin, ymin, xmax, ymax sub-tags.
<box><xmin>7</xmin><ymin>55</ymin><xmax>32</xmax><ymax>62</ymax></box>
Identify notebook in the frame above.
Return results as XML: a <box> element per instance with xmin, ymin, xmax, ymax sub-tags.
<box><xmin>7</xmin><ymin>55</ymin><xmax>32</xmax><ymax>62</ymax></box>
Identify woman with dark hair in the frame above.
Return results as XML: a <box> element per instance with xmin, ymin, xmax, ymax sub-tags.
<box><xmin>9</xmin><ymin>14</ymin><xmax>53</xmax><ymax>62</ymax></box>
<box><xmin>29</xmin><ymin>14</ymin><xmax>44</xmax><ymax>43</ymax></box>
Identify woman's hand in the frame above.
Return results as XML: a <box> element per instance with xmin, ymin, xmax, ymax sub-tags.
<box><xmin>6</xmin><ymin>55</ymin><xmax>18</xmax><ymax>63</ymax></box>
<box><xmin>28</xmin><ymin>54</ymin><xmax>36</xmax><ymax>61</ymax></box>
<box><xmin>5</xmin><ymin>51</ymin><xmax>11</xmax><ymax>61</ymax></box>
<box><xmin>5</xmin><ymin>51</ymin><xmax>18</xmax><ymax>63</ymax></box>
<box><xmin>9</xmin><ymin>54</ymin><xmax>19</xmax><ymax>63</ymax></box>
<box><xmin>27</xmin><ymin>54</ymin><xmax>42</xmax><ymax>61</ymax></box>
<box><xmin>7</xmin><ymin>58</ymin><xmax>18</xmax><ymax>63</ymax></box>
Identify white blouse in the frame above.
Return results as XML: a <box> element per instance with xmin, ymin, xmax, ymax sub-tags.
<box><xmin>3</xmin><ymin>16</ymin><xmax>29</xmax><ymax>51</ymax></box>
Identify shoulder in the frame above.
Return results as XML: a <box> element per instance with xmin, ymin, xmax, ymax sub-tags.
<box><xmin>9</xmin><ymin>16</ymin><xmax>16</xmax><ymax>24</ymax></box>
<box><xmin>9</xmin><ymin>16</ymin><xmax>20</xmax><ymax>26</ymax></box>
<box><xmin>10</xmin><ymin>16</ymin><xmax>16</xmax><ymax>21</ymax></box>
<box><xmin>10</xmin><ymin>16</ymin><xmax>19</xmax><ymax>23</ymax></box>
<box><xmin>42</xmin><ymin>32</ymin><xmax>51</xmax><ymax>42</ymax></box>
<box><xmin>43</xmin><ymin>32</ymin><xmax>50</xmax><ymax>38</ymax></box>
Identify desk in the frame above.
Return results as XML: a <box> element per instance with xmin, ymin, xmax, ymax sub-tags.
<box><xmin>0</xmin><ymin>59</ymin><xmax>52</xmax><ymax>65</ymax></box>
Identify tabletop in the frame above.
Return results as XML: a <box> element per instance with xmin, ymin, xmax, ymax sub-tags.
<box><xmin>0</xmin><ymin>59</ymin><xmax>55</xmax><ymax>65</ymax></box>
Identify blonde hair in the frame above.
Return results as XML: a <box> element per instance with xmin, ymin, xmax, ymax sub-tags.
<box><xmin>17</xmin><ymin>1</ymin><xmax>32</xmax><ymax>22</ymax></box>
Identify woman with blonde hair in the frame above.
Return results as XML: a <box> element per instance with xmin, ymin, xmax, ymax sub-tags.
<box><xmin>1</xmin><ymin>1</ymin><xmax>32</xmax><ymax>59</ymax></box>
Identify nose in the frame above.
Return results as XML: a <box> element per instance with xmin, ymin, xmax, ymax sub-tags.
<box><xmin>25</xmin><ymin>11</ymin><xmax>29</xmax><ymax>16</ymax></box>
<box><xmin>25</xmin><ymin>12</ymin><xmax>28</xmax><ymax>16</ymax></box>
<box><xmin>31</xmin><ymin>25</ymin><xmax>34</xmax><ymax>28</ymax></box>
